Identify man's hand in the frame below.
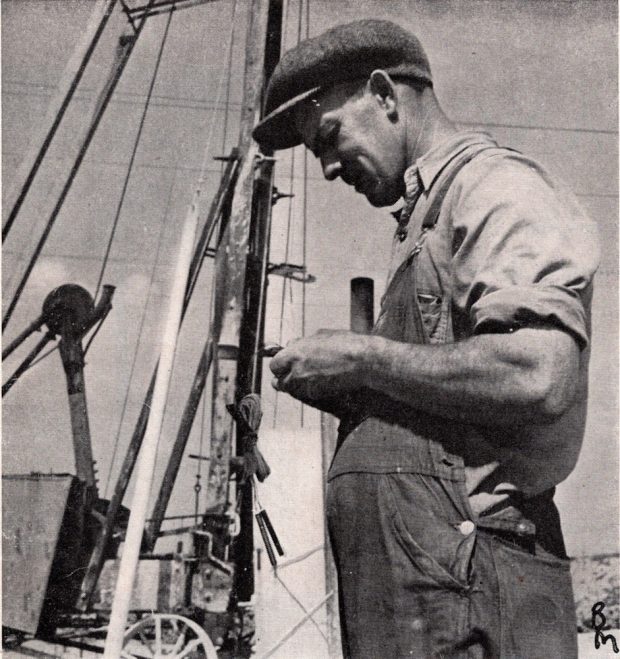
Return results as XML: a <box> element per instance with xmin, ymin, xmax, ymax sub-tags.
<box><xmin>269</xmin><ymin>330</ymin><xmax>369</xmax><ymax>404</ymax></box>
<box><xmin>271</xmin><ymin>326</ymin><xmax>580</xmax><ymax>427</ymax></box>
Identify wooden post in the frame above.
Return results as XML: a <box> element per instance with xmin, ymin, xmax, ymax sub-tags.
<box><xmin>204</xmin><ymin>0</ymin><xmax>270</xmax><ymax>524</ymax></box>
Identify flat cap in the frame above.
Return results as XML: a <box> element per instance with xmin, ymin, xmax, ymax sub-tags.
<box><xmin>253</xmin><ymin>19</ymin><xmax>432</xmax><ymax>151</ymax></box>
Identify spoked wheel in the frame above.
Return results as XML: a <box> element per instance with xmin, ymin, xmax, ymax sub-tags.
<box><xmin>121</xmin><ymin>613</ymin><xmax>218</xmax><ymax>659</ymax></box>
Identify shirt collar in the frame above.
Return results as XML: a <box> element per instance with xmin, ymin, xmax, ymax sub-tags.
<box><xmin>403</xmin><ymin>131</ymin><xmax>497</xmax><ymax>201</ymax></box>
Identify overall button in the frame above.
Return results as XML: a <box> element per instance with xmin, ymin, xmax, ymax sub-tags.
<box><xmin>458</xmin><ymin>520</ymin><xmax>475</xmax><ymax>536</ymax></box>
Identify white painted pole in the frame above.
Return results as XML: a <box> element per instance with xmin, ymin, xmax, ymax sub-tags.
<box><xmin>103</xmin><ymin>195</ymin><xmax>200</xmax><ymax>658</ymax></box>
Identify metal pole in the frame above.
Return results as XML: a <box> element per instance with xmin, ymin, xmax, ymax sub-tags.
<box><xmin>78</xmin><ymin>153</ymin><xmax>238</xmax><ymax>608</ymax></box>
<box><xmin>233</xmin><ymin>157</ymin><xmax>275</xmax><ymax>604</ymax></box>
<box><xmin>77</xmin><ymin>370</ymin><xmax>156</xmax><ymax>610</ymax></box>
<box><xmin>2</xmin><ymin>0</ymin><xmax>117</xmax><ymax>241</ymax></box>
<box><xmin>103</xmin><ymin>193</ymin><xmax>200</xmax><ymax>658</ymax></box>
<box><xmin>59</xmin><ymin>335</ymin><xmax>98</xmax><ymax>493</ymax></box>
<box><xmin>145</xmin><ymin>337</ymin><xmax>214</xmax><ymax>550</ymax></box>
<box><xmin>2</xmin><ymin>315</ymin><xmax>45</xmax><ymax>360</ymax></box>
<box><xmin>2</xmin><ymin>332</ymin><xmax>55</xmax><ymax>397</ymax></box>
<box><xmin>205</xmin><ymin>0</ymin><xmax>270</xmax><ymax>515</ymax></box>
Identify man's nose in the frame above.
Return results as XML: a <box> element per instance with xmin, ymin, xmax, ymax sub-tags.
<box><xmin>320</xmin><ymin>152</ymin><xmax>342</xmax><ymax>181</ymax></box>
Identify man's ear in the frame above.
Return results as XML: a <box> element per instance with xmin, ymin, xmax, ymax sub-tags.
<box><xmin>368</xmin><ymin>70</ymin><xmax>398</xmax><ymax>120</ymax></box>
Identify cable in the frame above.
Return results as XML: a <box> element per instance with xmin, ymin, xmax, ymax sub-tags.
<box><xmin>300</xmin><ymin>0</ymin><xmax>310</xmax><ymax>426</ymax></box>
<box><xmin>95</xmin><ymin>5</ymin><xmax>175</xmax><ymax>300</ymax></box>
<box><xmin>2</xmin><ymin>24</ymin><xmax>140</xmax><ymax>332</ymax></box>
<box><xmin>273</xmin><ymin>0</ymin><xmax>305</xmax><ymax>428</ymax></box>
<box><xmin>220</xmin><ymin>0</ymin><xmax>239</xmax><ymax>162</ymax></box>
<box><xmin>103</xmin><ymin>175</ymin><xmax>177</xmax><ymax>497</ymax></box>
<box><xmin>273</xmin><ymin>571</ymin><xmax>327</xmax><ymax>641</ymax></box>
<box><xmin>20</xmin><ymin>342</ymin><xmax>60</xmax><ymax>372</ymax></box>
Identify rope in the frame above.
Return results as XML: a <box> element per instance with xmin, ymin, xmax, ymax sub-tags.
<box><xmin>259</xmin><ymin>590</ymin><xmax>334</xmax><ymax>659</ymax></box>
<box><xmin>194</xmin><ymin>2</ymin><xmax>238</xmax><ymax>187</ymax></box>
<box><xmin>226</xmin><ymin>394</ymin><xmax>270</xmax><ymax>484</ymax></box>
<box><xmin>94</xmin><ymin>4</ymin><xmax>175</xmax><ymax>300</ymax></box>
<box><xmin>2</xmin><ymin>26</ymin><xmax>139</xmax><ymax>332</ymax></box>
<box><xmin>274</xmin><ymin>543</ymin><xmax>323</xmax><ymax>570</ymax></box>
<box><xmin>273</xmin><ymin>571</ymin><xmax>327</xmax><ymax>642</ymax></box>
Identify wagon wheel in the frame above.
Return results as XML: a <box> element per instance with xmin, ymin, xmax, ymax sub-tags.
<box><xmin>121</xmin><ymin>613</ymin><xmax>218</xmax><ymax>659</ymax></box>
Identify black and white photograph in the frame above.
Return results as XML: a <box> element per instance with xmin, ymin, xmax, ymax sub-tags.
<box><xmin>1</xmin><ymin>1</ymin><xmax>618</xmax><ymax>657</ymax></box>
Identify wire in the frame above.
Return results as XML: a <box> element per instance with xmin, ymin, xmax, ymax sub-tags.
<box><xmin>95</xmin><ymin>5</ymin><xmax>176</xmax><ymax>300</ymax></box>
<box><xmin>83</xmin><ymin>316</ymin><xmax>106</xmax><ymax>356</ymax></box>
<box><xmin>103</xmin><ymin>175</ymin><xmax>177</xmax><ymax>497</ymax></box>
<box><xmin>300</xmin><ymin>0</ymin><xmax>310</xmax><ymax>426</ymax></box>
<box><xmin>2</xmin><ymin>26</ymin><xmax>140</xmax><ymax>332</ymax></box>
<box><xmin>259</xmin><ymin>591</ymin><xmax>334</xmax><ymax>659</ymax></box>
<box><xmin>273</xmin><ymin>571</ymin><xmax>328</xmax><ymax>641</ymax></box>
<box><xmin>104</xmin><ymin>0</ymin><xmax>236</xmax><ymax>496</ymax></box>
<box><xmin>220</xmin><ymin>0</ymin><xmax>239</xmax><ymax>163</ymax></box>
<box><xmin>194</xmin><ymin>381</ymin><xmax>207</xmax><ymax>522</ymax></box>
<box><xmin>273</xmin><ymin>0</ymin><xmax>305</xmax><ymax>428</ymax></box>
<box><xmin>22</xmin><ymin>342</ymin><xmax>60</xmax><ymax>371</ymax></box>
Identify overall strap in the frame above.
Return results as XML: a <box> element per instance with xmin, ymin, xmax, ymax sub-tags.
<box><xmin>422</xmin><ymin>145</ymin><xmax>499</xmax><ymax>229</ymax></box>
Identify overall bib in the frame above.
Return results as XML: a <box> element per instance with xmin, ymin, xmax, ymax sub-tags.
<box><xmin>326</xmin><ymin>148</ymin><xmax>578</xmax><ymax>659</ymax></box>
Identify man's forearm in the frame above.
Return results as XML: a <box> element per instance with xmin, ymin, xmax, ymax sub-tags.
<box><xmin>360</xmin><ymin>327</ymin><xmax>579</xmax><ymax>427</ymax></box>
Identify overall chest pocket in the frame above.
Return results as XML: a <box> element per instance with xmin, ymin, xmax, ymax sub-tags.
<box><xmin>417</xmin><ymin>291</ymin><xmax>448</xmax><ymax>344</ymax></box>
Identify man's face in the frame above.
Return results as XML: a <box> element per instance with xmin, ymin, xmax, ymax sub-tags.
<box><xmin>294</xmin><ymin>81</ymin><xmax>407</xmax><ymax>207</ymax></box>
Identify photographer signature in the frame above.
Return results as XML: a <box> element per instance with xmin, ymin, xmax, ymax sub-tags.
<box><xmin>592</xmin><ymin>601</ymin><xmax>619</xmax><ymax>654</ymax></box>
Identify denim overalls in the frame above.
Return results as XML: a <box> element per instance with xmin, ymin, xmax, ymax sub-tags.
<box><xmin>326</xmin><ymin>146</ymin><xmax>578</xmax><ymax>658</ymax></box>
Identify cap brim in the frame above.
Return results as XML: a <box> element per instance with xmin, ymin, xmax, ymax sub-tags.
<box><xmin>252</xmin><ymin>86</ymin><xmax>321</xmax><ymax>151</ymax></box>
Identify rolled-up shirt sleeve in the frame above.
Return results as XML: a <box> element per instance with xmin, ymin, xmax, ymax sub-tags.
<box><xmin>450</xmin><ymin>153</ymin><xmax>600</xmax><ymax>349</ymax></box>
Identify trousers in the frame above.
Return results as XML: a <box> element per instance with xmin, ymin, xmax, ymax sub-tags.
<box><xmin>326</xmin><ymin>472</ymin><xmax>578</xmax><ymax>659</ymax></box>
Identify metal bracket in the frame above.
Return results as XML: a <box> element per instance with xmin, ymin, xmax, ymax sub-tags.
<box><xmin>193</xmin><ymin>529</ymin><xmax>234</xmax><ymax>575</ymax></box>
<box><xmin>268</xmin><ymin>262</ymin><xmax>316</xmax><ymax>283</ymax></box>
<box><xmin>271</xmin><ymin>187</ymin><xmax>294</xmax><ymax>205</ymax></box>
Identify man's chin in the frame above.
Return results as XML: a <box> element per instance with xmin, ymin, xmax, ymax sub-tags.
<box><xmin>364</xmin><ymin>186</ymin><xmax>399</xmax><ymax>208</ymax></box>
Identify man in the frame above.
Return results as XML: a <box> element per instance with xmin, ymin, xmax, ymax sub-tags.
<box><xmin>253</xmin><ymin>19</ymin><xmax>599</xmax><ymax>658</ymax></box>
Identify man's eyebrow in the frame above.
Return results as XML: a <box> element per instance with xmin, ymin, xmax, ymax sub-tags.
<box><xmin>313</xmin><ymin>120</ymin><xmax>339</xmax><ymax>154</ymax></box>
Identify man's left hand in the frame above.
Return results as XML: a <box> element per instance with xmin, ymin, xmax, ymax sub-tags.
<box><xmin>269</xmin><ymin>330</ymin><xmax>369</xmax><ymax>402</ymax></box>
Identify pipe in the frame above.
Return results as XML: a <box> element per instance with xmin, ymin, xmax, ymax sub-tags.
<box><xmin>350</xmin><ymin>277</ymin><xmax>374</xmax><ymax>334</ymax></box>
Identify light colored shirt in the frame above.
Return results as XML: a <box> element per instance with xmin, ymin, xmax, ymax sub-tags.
<box><xmin>397</xmin><ymin>131</ymin><xmax>599</xmax><ymax>510</ymax></box>
<box><xmin>330</xmin><ymin>131</ymin><xmax>600</xmax><ymax>520</ymax></box>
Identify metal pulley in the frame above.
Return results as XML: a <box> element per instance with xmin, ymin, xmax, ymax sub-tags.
<box><xmin>42</xmin><ymin>284</ymin><xmax>95</xmax><ymax>337</ymax></box>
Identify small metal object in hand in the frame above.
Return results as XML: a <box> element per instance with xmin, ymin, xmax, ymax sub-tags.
<box><xmin>258</xmin><ymin>343</ymin><xmax>284</xmax><ymax>357</ymax></box>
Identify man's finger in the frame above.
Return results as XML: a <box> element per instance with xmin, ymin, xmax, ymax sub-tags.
<box><xmin>270</xmin><ymin>349</ymin><xmax>293</xmax><ymax>377</ymax></box>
